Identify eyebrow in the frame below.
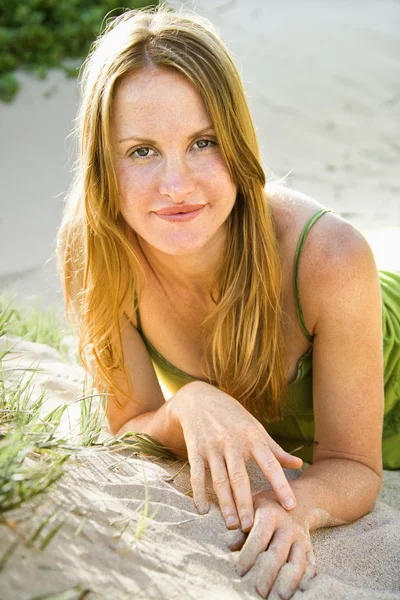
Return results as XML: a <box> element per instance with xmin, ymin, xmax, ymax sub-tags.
<box><xmin>118</xmin><ymin>125</ymin><xmax>216</xmax><ymax>144</ymax></box>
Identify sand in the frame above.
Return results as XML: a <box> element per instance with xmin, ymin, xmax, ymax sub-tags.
<box><xmin>1</xmin><ymin>335</ymin><xmax>399</xmax><ymax>600</ymax></box>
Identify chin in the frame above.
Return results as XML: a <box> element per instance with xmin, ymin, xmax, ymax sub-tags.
<box><xmin>133</xmin><ymin>217</ymin><xmax>227</xmax><ymax>256</ymax></box>
<box><xmin>156</xmin><ymin>238</ymin><xmax>209</xmax><ymax>256</ymax></box>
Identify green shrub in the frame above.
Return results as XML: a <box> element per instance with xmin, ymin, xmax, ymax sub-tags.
<box><xmin>0</xmin><ymin>0</ymin><xmax>160</xmax><ymax>102</ymax></box>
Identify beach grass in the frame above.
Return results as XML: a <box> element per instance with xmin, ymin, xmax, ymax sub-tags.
<box><xmin>0</xmin><ymin>296</ymin><xmax>183</xmax><ymax>574</ymax></box>
<box><xmin>0</xmin><ymin>296</ymin><xmax>70</xmax><ymax>354</ymax></box>
<box><xmin>27</xmin><ymin>586</ymin><xmax>94</xmax><ymax>599</ymax></box>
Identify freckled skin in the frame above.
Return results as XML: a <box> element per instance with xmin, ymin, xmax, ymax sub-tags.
<box><xmin>109</xmin><ymin>65</ymin><xmax>383</xmax><ymax>600</ymax></box>
<box><xmin>110</xmin><ymin>67</ymin><xmax>238</xmax><ymax>264</ymax></box>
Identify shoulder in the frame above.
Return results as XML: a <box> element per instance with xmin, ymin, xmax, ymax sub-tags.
<box><xmin>266</xmin><ymin>184</ymin><xmax>378</xmax><ymax>334</ymax></box>
<box><xmin>266</xmin><ymin>183</ymin><xmax>374</xmax><ymax>270</ymax></box>
<box><xmin>266</xmin><ymin>182</ymin><xmax>336</xmax><ymax>240</ymax></box>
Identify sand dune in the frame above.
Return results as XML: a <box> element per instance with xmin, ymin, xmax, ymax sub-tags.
<box><xmin>1</xmin><ymin>335</ymin><xmax>399</xmax><ymax>599</ymax></box>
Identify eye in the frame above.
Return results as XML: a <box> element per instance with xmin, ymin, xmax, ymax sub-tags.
<box><xmin>130</xmin><ymin>147</ymin><xmax>155</xmax><ymax>160</ymax></box>
<box><xmin>194</xmin><ymin>138</ymin><xmax>217</xmax><ymax>150</ymax></box>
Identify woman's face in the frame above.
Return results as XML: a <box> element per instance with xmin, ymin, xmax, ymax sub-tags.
<box><xmin>110</xmin><ymin>67</ymin><xmax>237</xmax><ymax>256</ymax></box>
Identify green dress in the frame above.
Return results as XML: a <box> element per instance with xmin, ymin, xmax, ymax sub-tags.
<box><xmin>134</xmin><ymin>209</ymin><xmax>400</xmax><ymax>469</ymax></box>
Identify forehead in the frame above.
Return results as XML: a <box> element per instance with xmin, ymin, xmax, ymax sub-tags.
<box><xmin>111</xmin><ymin>67</ymin><xmax>211</xmax><ymax>138</ymax></box>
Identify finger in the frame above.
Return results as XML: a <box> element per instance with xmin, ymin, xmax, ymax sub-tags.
<box><xmin>251</xmin><ymin>446</ymin><xmax>297</xmax><ymax>510</ymax></box>
<box><xmin>235</xmin><ymin>509</ymin><xmax>276</xmax><ymax>576</ymax></box>
<box><xmin>272</xmin><ymin>443</ymin><xmax>303</xmax><ymax>470</ymax></box>
<box><xmin>225</xmin><ymin>452</ymin><xmax>254</xmax><ymax>531</ymax></box>
<box><xmin>254</xmin><ymin>528</ymin><xmax>292</xmax><ymax>598</ymax></box>
<box><xmin>207</xmin><ymin>453</ymin><xmax>240</xmax><ymax>529</ymax></box>
<box><xmin>226</xmin><ymin>528</ymin><xmax>247</xmax><ymax>551</ymax></box>
<box><xmin>188</xmin><ymin>455</ymin><xmax>209</xmax><ymax>514</ymax></box>
<box><xmin>299</xmin><ymin>550</ymin><xmax>317</xmax><ymax>591</ymax></box>
<box><xmin>272</xmin><ymin>541</ymin><xmax>307</xmax><ymax>600</ymax></box>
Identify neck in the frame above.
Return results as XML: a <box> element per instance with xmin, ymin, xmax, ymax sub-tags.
<box><xmin>136</xmin><ymin>229</ymin><xmax>226</xmax><ymax>299</ymax></box>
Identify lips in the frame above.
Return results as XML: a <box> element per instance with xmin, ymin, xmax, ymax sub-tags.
<box><xmin>155</xmin><ymin>204</ymin><xmax>205</xmax><ymax>215</ymax></box>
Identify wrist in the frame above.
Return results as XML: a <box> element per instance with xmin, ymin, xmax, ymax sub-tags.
<box><xmin>167</xmin><ymin>380</ymin><xmax>212</xmax><ymax>420</ymax></box>
<box><xmin>163</xmin><ymin>396</ymin><xmax>187</xmax><ymax>458</ymax></box>
<box><xmin>290</xmin><ymin>471</ymin><xmax>348</xmax><ymax>531</ymax></box>
<box><xmin>261</xmin><ymin>487</ymin><xmax>314</xmax><ymax>530</ymax></box>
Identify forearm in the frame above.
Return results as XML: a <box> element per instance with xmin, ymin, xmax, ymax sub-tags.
<box><xmin>290</xmin><ymin>458</ymin><xmax>382</xmax><ymax>531</ymax></box>
<box><xmin>115</xmin><ymin>394</ymin><xmax>188</xmax><ymax>459</ymax></box>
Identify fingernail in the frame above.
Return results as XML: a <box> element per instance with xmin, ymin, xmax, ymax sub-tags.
<box><xmin>226</xmin><ymin>515</ymin><xmax>238</xmax><ymax>527</ymax></box>
<box><xmin>284</xmin><ymin>497</ymin><xmax>295</xmax><ymax>509</ymax></box>
<box><xmin>242</xmin><ymin>517</ymin><xmax>252</xmax><ymax>530</ymax></box>
<box><xmin>197</xmin><ymin>502</ymin><xmax>209</xmax><ymax>515</ymax></box>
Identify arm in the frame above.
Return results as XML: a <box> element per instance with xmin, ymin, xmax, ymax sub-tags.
<box><xmin>295</xmin><ymin>218</ymin><xmax>383</xmax><ymax>526</ymax></box>
<box><xmin>106</xmin><ymin>308</ymin><xmax>302</xmax><ymax>525</ymax></box>
<box><xmin>234</xmin><ymin>218</ymin><xmax>384</xmax><ymax>597</ymax></box>
<box><xmin>289</xmin><ymin>459</ymin><xmax>381</xmax><ymax>530</ymax></box>
<box><xmin>104</xmin><ymin>312</ymin><xmax>186</xmax><ymax>458</ymax></box>
<box><xmin>118</xmin><ymin>378</ymin><xmax>303</xmax><ymax>515</ymax></box>
<box><xmin>115</xmin><ymin>388</ymin><xmax>187</xmax><ymax>458</ymax></box>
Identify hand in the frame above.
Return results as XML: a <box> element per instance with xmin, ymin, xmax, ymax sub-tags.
<box><xmin>169</xmin><ymin>381</ymin><xmax>303</xmax><ymax>531</ymax></box>
<box><xmin>229</xmin><ymin>490</ymin><xmax>316</xmax><ymax>599</ymax></box>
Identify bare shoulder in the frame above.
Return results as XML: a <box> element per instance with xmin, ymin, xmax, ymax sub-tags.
<box><xmin>266</xmin><ymin>184</ymin><xmax>377</xmax><ymax>335</ymax></box>
<box><xmin>267</xmin><ymin>183</ymin><xmax>337</xmax><ymax>239</ymax></box>
<box><xmin>266</xmin><ymin>183</ymin><xmax>372</xmax><ymax>266</ymax></box>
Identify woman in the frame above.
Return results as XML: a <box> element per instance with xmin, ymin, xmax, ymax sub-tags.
<box><xmin>58</xmin><ymin>6</ymin><xmax>400</xmax><ymax>598</ymax></box>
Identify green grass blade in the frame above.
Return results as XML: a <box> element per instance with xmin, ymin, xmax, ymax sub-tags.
<box><xmin>72</xmin><ymin>517</ymin><xmax>87</xmax><ymax>539</ymax></box>
<box><xmin>28</xmin><ymin>586</ymin><xmax>92</xmax><ymax>600</ymax></box>
<box><xmin>0</xmin><ymin>537</ymin><xmax>20</xmax><ymax>572</ymax></box>
<box><xmin>39</xmin><ymin>519</ymin><xmax>66</xmax><ymax>551</ymax></box>
<box><xmin>27</xmin><ymin>512</ymin><xmax>56</xmax><ymax>548</ymax></box>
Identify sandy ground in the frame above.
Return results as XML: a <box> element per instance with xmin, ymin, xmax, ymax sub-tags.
<box><xmin>0</xmin><ymin>0</ymin><xmax>399</xmax><ymax>308</ymax></box>
<box><xmin>1</xmin><ymin>335</ymin><xmax>400</xmax><ymax>600</ymax></box>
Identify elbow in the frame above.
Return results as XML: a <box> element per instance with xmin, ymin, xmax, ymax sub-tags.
<box><xmin>106</xmin><ymin>416</ymin><xmax>127</xmax><ymax>437</ymax></box>
<box><xmin>371</xmin><ymin>467</ymin><xmax>383</xmax><ymax>504</ymax></box>
<box><xmin>359</xmin><ymin>463</ymin><xmax>383</xmax><ymax>515</ymax></box>
<box><xmin>106</xmin><ymin>418</ymin><xmax>118</xmax><ymax>437</ymax></box>
<box><xmin>363</xmin><ymin>457</ymin><xmax>383</xmax><ymax>498</ymax></box>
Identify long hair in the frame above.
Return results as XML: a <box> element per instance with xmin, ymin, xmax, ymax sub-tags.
<box><xmin>57</xmin><ymin>6</ymin><xmax>288</xmax><ymax>422</ymax></box>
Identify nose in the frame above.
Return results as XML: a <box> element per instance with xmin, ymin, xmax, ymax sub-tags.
<box><xmin>158</xmin><ymin>155</ymin><xmax>196</xmax><ymax>203</ymax></box>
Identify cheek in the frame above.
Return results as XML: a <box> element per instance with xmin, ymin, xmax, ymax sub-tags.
<box><xmin>197</xmin><ymin>156</ymin><xmax>237</xmax><ymax>197</ymax></box>
<box><xmin>206</xmin><ymin>167</ymin><xmax>237</xmax><ymax>204</ymax></box>
<box><xmin>117</xmin><ymin>164</ymin><xmax>157</xmax><ymax>209</ymax></box>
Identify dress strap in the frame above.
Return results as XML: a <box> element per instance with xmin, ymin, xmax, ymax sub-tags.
<box><xmin>132</xmin><ymin>281</ymin><xmax>142</xmax><ymax>333</ymax></box>
<box><xmin>293</xmin><ymin>208</ymin><xmax>333</xmax><ymax>342</ymax></box>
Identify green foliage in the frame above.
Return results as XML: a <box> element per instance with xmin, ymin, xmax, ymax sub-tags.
<box><xmin>0</xmin><ymin>355</ymin><xmax>71</xmax><ymax>516</ymax></box>
<box><xmin>0</xmin><ymin>0</ymin><xmax>160</xmax><ymax>102</ymax></box>
<box><xmin>0</xmin><ymin>297</ymin><xmax>69</xmax><ymax>353</ymax></box>
<box><xmin>0</xmin><ymin>298</ymin><xmax>184</xmax><ymax>576</ymax></box>
<box><xmin>0</xmin><ymin>299</ymin><xmax>176</xmax><ymax>520</ymax></box>
<box><xmin>0</xmin><ymin>302</ymin><xmax>77</xmax><ymax>517</ymax></box>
